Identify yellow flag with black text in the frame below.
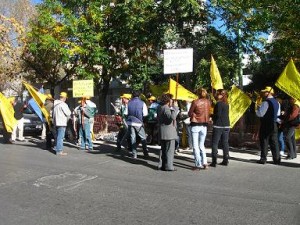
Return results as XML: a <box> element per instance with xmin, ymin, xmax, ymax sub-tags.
<box><xmin>23</xmin><ymin>82</ymin><xmax>51</xmax><ymax>125</ymax></box>
<box><xmin>275</xmin><ymin>59</ymin><xmax>300</xmax><ymax>101</ymax></box>
<box><xmin>228</xmin><ymin>85</ymin><xmax>252</xmax><ymax>128</ymax></box>
<box><xmin>210</xmin><ymin>55</ymin><xmax>224</xmax><ymax>90</ymax></box>
<box><xmin>0</xmin><ymin>92</ymin><xmax>17</xmax><ymax>132</ymax></box>
<box><xmin>169</xmin><ymin>78</ymin><xmax>198</xmax><ymax>101</ymax></box>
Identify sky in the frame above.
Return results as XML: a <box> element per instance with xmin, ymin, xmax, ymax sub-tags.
<box><xmin>31</xmin><ymin>0</ymin><xmax>42</xmax><ymax>4</ymax></box>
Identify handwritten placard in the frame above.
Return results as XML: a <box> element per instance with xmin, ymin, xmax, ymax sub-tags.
<box><xmin>163</xmin><ymin>48</ymin><xmax>193</xmax><ymax>74</ymax></box>
<box><xmin>73</xmin><ymin>80</ymin><xmax>94</xmax><ymax>98</ymax></box>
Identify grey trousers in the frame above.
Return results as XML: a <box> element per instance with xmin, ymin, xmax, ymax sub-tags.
<box><xmin>159</xmin><ymin>139</ymin><xmax>175</xmax><ymax>170</ymax></box>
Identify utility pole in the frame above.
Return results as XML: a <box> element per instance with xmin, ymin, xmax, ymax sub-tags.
<box><xmin>237</xmin><ymin>27</ymin><xmax>243</xmax><ymax>89</ymax></box>
<box><xmin>237</xmin><ymin>26</ymin><xmax>245</xmax><ymax>139</ymax></box>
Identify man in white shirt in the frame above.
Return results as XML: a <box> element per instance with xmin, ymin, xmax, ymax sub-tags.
<box><xmin>52</xmin><ymin>92</ymin><xmax>71</xmax><ymax>156</ymax></box>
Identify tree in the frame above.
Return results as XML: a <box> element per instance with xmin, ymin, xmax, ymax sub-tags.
<box><xmin>24</xmin><ymin>0</ymin><xmax>208</xmax><ymax>110</ymax></box>
<box><xmin>192</xmin><ymin>27</ymin><xmax>237</xmax><ymax>90</ymax></box>
<box><xmin>210</xmin><ymin>0</ymin><xmax>300</xmax><ymax>90</ymax></box>
<box><xmin>253</xmin><ymin>1</ymin><xmax>300</xmax><ymax>87</ymax></box>
<box><xmin>0</xmin><ymin>0</ymin><xmax>35</xmax><ymax>94</ymax></box>
<box><xmin>24</xmin><ymin>0</ymin><xmax>107</xmax><ymax>96</ymax></box>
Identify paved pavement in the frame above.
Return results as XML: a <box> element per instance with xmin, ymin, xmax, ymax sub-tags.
<box><xmin>0</xmin><ymin>136</ymin><xmax>299</xmax><ymax>225</ymax></box>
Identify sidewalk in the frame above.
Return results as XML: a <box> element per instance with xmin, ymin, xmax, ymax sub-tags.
<box><xmin>175</xmin><ymin>146</ymin><xmax>300</xmax><ymax>165</ymax></box>
<box><xmin>94</xmin><ymin>137</ymin><xmax>300</xmax><ymax>165</ymax></box>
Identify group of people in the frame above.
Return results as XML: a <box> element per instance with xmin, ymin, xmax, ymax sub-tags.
<box><xmin>3</xmin><ymin>92</ymin><xmax>98</xmax><ymax>157</ymax></box>
<box><xmin>116</xmin><ymin>86</ymin><xmax>299</xmax><ymax>171</ymax></box>
<box><xmin>2</xmin><ymin>86</ymin><xmax>299</xmax><ymax>167</ymax></box>
<box><xmin>256</xmin><ymin>86</ymin><xmax>299</xmax><ymax>164</ymax></box>
<box><xmin>50</xmin><ymin>92</ymin><xmax>98</xmax><ymax>155</ymax></box>
<box><xmin>115</xmin><ymin>88</ymin><xmax>231</xmax><ymax>171</ymax></box>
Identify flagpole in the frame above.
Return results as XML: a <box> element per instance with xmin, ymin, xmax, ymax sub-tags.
<box><xmin>168</xmin><ymin>75</ymin><xmax>171</xmax><ymax>94</ymax></box>
<box><xmin>175</xmin><ymin>73</ymin><xmax>179</xmax><ymax>100</ymax></box>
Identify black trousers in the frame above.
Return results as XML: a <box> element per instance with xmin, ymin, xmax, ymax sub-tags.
<box><xmin>116</xmin><ymin>125</ymin><xmax>131</xmax><ymax>151</ymax></box>
<box><xmin>259</xmin><ymin>122</ymin><xmax>280</xmax><ymax>163</ymax></box>
<box><xmin>45</xmin><ymin>123</ymin><xmax>53</xmax><ymax>149</ymax></box>
<box><xmin>211</xmin><ymin>127</ymin><xmax>230</xmax><ymax>163</ymax></box>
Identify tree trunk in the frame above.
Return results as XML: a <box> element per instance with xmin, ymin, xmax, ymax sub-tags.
<box><xmin>97</xmin><ymin>70</ymin><xmax>111</xmax><ymax>114</ymax></box>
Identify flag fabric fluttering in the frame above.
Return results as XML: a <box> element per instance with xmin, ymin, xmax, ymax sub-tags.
<box><xmin>23</xmin><ymin>82</ymin><xmax>50</xmax><ymax>125</ymax></box>
<box><xmin>275</xmin><ymin>59</ymin><xmax>300</xmax><ymax>101</ymax></box>
<box><xmin>149</xmin><ymin>83</ymin><xmax>169</xmax><ymax>98</ymax></box>
<box><xmin>28</xmin><ymin>87</ymin><xmax>45</xmax><ymax>122</ymax></box>
<box><xmin>168</xmin><ymin>78</ymin><xmax>198</xmax><ymax>101</ymax></box>
<box><xmin>228</xmin><ymin>85</ymin><xmax>252</xmax><ymax>128</ymax></box>
<box><xmin>28</xmin><ymin>99</ymin><xmax>44</xmax><ymax>122</ymax></box>
<box><xmin>0</xmin><ymin>92</ymin><xmax>17</xmax><ymax>132</ymax></box>
<box><xmin>210</xmin><ymin>55</ymin><xmax>224</xmax><ymax>90</ymax></box>
<box><xmin>295</xmin><ymin>128</ymin><xmax>300</xmax><ymax>140</ymax></box>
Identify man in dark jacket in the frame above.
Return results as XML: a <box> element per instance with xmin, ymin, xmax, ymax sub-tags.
<box><xmin>126</xmin><ymin>90</ymin><xmax>149</xmax><ymax>159</ymax></box>
<box><xmin>256</xmin><ymin>86</ymin><xmax>281</xmax><ymax>165</ymax></box>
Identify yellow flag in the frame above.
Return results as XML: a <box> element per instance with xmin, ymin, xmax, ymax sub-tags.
<box><xmin>149</xmin><ymin>83</ymin><xmax>169</xmax><ymax>97</ymax></box>
<box><xmin>169</xmin><ymin>78</ymin><xmax>198</xmax><ymax>101</ymax></box>
<box><xmin>228</xmin><ymin>85</ymin><xmax>252</xmax><ymax>128</ymax></box>
<box><xmin>210</xmin><ymin>55</ymin><xmax>224</xmax><ymax>90</ymax></box>
<box><xmin>275</xmin><ymin>59</ymin><xmax>300</xmax><ymax>101</ymax></box>
<box><xmin>295</xmin><ymin>128</ymin><xmax>300</xmax><ymax>140</ymax></box>
<box><xmin>23</xmin><ymin>82</ymin><xmax>51</xmax><ymax>125</ymax></box>
<box><xmin>0</xmin><ymin>92</ymin><xmax>17</xmax><ymax>132</ymax></box>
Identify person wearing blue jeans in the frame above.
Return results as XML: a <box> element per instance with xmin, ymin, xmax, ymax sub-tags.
<box><xmin>278</xmin><ymin>129</ymin><xmax>286</xmax><ymax>156</ymax></box>
<box><xmin>191</xmin><ymin>125</ymin><xmax>208</xmax><ymax>168</ymax></box>
<box><xmin>75</xmin><ymin>97</ymin><xmax>94</xmax><ymax>151</ymax></box>
<box><xmin>129</xmin><ymin>125</ymin><xmax>148</xmax><ymax>158</ymax></box>
<box><xmin>188</xmin><ymin>88</ymin><xmax>211</xmax><ymax>170</ymax></box>
<box><xmin>78</xmin><ymin>120</ymin><xmax>92</xmax><ymax>150</ymax></box>
<box><xmin>186</xmin><ymin>124</ymin><xmax>193</xmax><ymax>150</ymax></box>
<box><xmin>126</xmin><ymin>90</ymin><xmax>149</xmax><ymax>159</ymax></box>
<box><xmin>282</xmin><ymin>98</ymin><xmax>299</xmax><ymax>160</ymax></box>
<box><xmin>55</xmin><ymin>126</ymin><xmax>66</xmax><ymax>153</ymax></box>
<box><xmin>52</xmin><ymin>92</ymin><xmax>71</xmax><ymax>156</ymax></box>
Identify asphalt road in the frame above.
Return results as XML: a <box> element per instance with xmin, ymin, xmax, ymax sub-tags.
<box><xmin>0</xmin><ymin>137</ymin><xmax>299</xmax><ymax>225</ymax></box>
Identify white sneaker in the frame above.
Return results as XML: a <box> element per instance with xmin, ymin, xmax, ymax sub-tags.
<box><xmin>280</xmin><ymin>152</ymin><xmax>287</xmax><ymax>157</ymax></box>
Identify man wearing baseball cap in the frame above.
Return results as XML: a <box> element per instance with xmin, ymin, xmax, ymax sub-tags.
<box><xmin>256</xmin><ymin>86</ymin><xmax>281</xmax><ymax>164</ymax></box>
<box><xmin>52</xmin><ymin>92</ymin><xmax>71</xmax><ymax>156</ymax></box>
<box><xmin>116</xmin><ymin>94</ymin><xmax>131</xmax><ymax>152</ymax></box>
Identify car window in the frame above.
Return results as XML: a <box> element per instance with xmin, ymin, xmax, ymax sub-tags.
<box><xmin>24</xmin><ymin>107</ymin><xmax>34</xmax><ymax>114</ymax></box>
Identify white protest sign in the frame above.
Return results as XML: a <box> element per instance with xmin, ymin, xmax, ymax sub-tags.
<box><xmin>72</xmin><ymin>80</ymin><xmax>94</xmax><ymax>98</ymax></box>
<box><xmin>163</xmin><ymin>48</ymin><xmax>193</xmax><ymax>74</ymax></box>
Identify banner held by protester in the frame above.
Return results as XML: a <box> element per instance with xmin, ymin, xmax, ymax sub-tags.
<box><xmin>73</xmin><ymin>80</ymin><xmax>94</xmax><ymax>98</ymax></box>
<box><xmin>228</xmin><ymin>85</ymin><xmax>252</xmax><ymax>128</ymax></box>
<box><xmin>210</xmin><ymin>55</ymin><xmax>224</xmax><ymax>90</ymax></box>
<box><xmin>0</xmin><ymin>92</ymin><xmax>17</xmax><ymax>132</ymax></box>
<box><xmin>23</xmin><ymin>82</ymin><xmax>50</xmax><ymax>125</ymax></box>
<box><xmin>168</xmin><ymin>78</ymin><xmax>197</xmax><ymax>101</ymax></box>
<box><xmin>275</xmin><ymin>59</ymin><xmax>300</xmax><ymax>101</ymax></box>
